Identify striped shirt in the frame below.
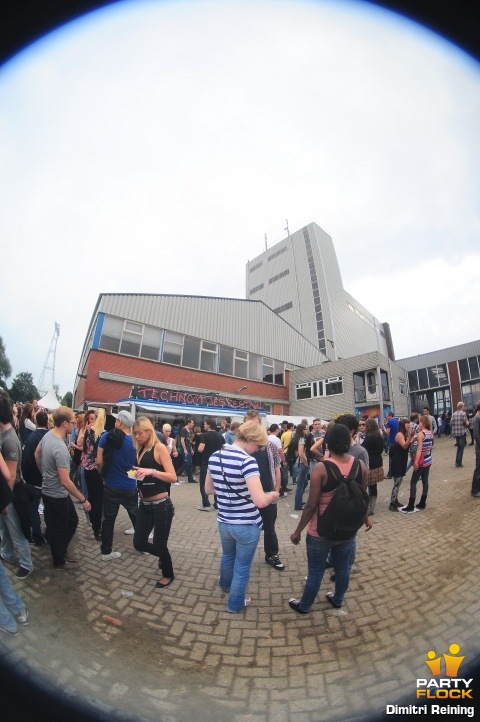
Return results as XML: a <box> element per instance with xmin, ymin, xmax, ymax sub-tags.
<box><xmin>208</xmin><ymin>444</ymin><xmax>262</xmax><ymax>527</ymax></box>
<box><xmin>420</xmin><ymin>430</ymin><xmax>433</xmax><ymax>467</ymax></box>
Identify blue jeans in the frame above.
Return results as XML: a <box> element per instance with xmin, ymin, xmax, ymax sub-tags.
<box><xmin>218</xmin><ymin>522</ymin><xmax>261</xmax><ymax>613</ymax></box>
<box><xmin>0</xmin><ymin>560</ymin><xmax>24</xmax><ymax>633</ymax></box>
<box><xmin>133</xmin><ymin>498</ymin><xmax>174</xmax><ymax>578</ymax></box>
<box><xmin>298</xmin><ymin>533</ymin><xmax>356</xmax><ymax>612</ymax></box>
<box><xmin>455</xmin><ymin>435</ymin><xmax>466</xmax><ymax>466</ymax></box>
<box><xmin>177</xmin><ymin>452</ymin><xmax>195</xmax><ymax>482</ymax></box>
<box><xmin>101</xmin><ymin>486</ymin><xmax>138</xmax><ymax>555</ymax></box>
<box><xmin>27</xmin><ymin>485</ymin><xmax>44</xmax><ymax>543</ymax></box>
<box><xmin>0</xmin><ymin>503</ymin><xmax>33</xmax><ymax>571</ymax></box>
<box><xmin>294</xmin><ymin>462</ymin><xmax>309</xmax><ymax>510</ymax></box>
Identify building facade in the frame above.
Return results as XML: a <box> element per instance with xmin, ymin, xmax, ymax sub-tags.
<box><xmin>73</xmin><ymin>293</ymin><xmax>327</xmax><ymax>421</ymax></box>
<box><xmin>398</xmin><ymin>339</ymin><xmax>480</xmax><ymax>414</ymax></box>
<box><xmin>289</xmin><ymin>351</ymin><xmax>409</xmax><ymax>421</ymax></box>
<box><xmin>246</xmin><ymin>222</ymin><xmax>393</xmax><ymax>361</ymax></box>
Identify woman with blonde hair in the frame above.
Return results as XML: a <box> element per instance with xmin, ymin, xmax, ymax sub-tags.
<box><xmin>205</xmin><ymin>420</ymin><xmax>280</xmax><ymax>613</ymax></box>
<box><xmin>82</xmin><ymin>408</ymin><xmax>106</xmax><ymax>540</ymax></box>
<box><xmin>132</xmin><ymin>417</ymin><xmax>177</xmax><ymax>588</ymax></box>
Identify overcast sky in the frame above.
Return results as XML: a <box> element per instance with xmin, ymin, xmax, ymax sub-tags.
<box><xmin>1</xmin><ymin>0</ymin><xmax>479</xmax><ymax>398</ymax></box>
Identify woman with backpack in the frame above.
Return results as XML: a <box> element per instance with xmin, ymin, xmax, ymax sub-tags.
<box><xmin>289</xmin><ymin>424</ymin><xmax>371</xmax><ymax>615</ymax></box>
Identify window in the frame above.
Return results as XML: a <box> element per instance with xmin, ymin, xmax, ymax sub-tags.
<box><xmin>273</xmin><ymin>301</ymin><xmax>293</xmax><ymax>314</ymax></box>
<box><xmin>200</xmin><ymin>340</ymin><xmax>217</xmax><ymax>372</ymax></box>
<box><xmin>399</xmin><ymin>380</ymin><xmax>406</xmax><ymax>395</ymax></box>
<box><xmin>249</xmin><ymin>354</ymin><xmax>262</xmax><ymax>381</ymax></box>
<box><xmin>417</xmin><ymin>368</ymin><xmax>429</xmax><ymax>390</ymax></box>
<box><xmin>274</xmin><ymin>360</ymin><xmax>284</xmax><ymax>385</ymax></box>
<box><xmin>249</xmin><ymin>261</ymin><xmax>262</xmax><ymax>272</ymax></box>
<box><xmin>296</xmin><ymin>376</ymin><xmax>343</xmax><ymax>400</ymax></box>
<box><xmin>99</xmin><ymin>315</ymin><xmax>123</xmax><ymax>352</ymax></box>
<box><xmin>268</xmin><ymin>269</ymin><xmax>289</xmax><ymax>285</ymax></box>
<box><xmin>250</xmin><ymin>283</ymin><xmax>264</xmax><ymax>294</ymax></box>
<box><xmin>367</xmin><ymin>372</ymin><xmax>376</xmax><ymax>394</ymax></box>
<box><xmin>325</xmin><ymin>377</ymin><xmax>343</xmax><ymax>396</ymax></box>
<box><xmin>219</xmin><ymin>345</ymin><xmax>234</xmax><ymax>376</ymax></box>
<box><xmin>183</xmin><ymin>336</ymin><xmax>201</xmax><ymax>369</ymax></box>
<box><xmin>296</xmin><ymin>383</ymin><xmax>312</xmax><ymax>400</ymax></box>
<box><xmin>468</xmin><ymin>356</ymin><xmax>480</xmax><ymax>380</ymax></box>
<box><xmin>163</xmin><ymin>331</ymin><xmax>183</xmax><ymax>365</ymax></box>
<box><xmin>234</xmin><ymin>350</ymin><xmax>248</xmax><ymax>378</ymax></box>
<box><xmin>408</xmin><ymin>370</ymin><xmax>419</xmax><ymax>391</ymax></box>
<box><xmin>262</xmin><ymin>357</ymin><xmax>274</xmax><ymax>383</ymax></box>
<box><xmin>268</xmin><ymin>246</ymin><xmax>287</xmax><ymax>261</ymax></box>
<box><xmin>140</xmin><ymin>326</ymin><xmax>162</xmax><ymax>361</ymax></box>
<box><xmin>120</xmin><ymin>320</ymin><xmax>142</xmax><ymax>357</ymax></box>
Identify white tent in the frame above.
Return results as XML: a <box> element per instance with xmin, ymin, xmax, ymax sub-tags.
<box><xmin>38</xmin><ymin>388</ymin><xmax>61</xmax><ymax>411</ymax></box>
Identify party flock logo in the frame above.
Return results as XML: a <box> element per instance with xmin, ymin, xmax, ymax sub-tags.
<box><xmin>386</xmin><ymin>643</ymin><xmax>475</xmax><ymax>717</ymax></box>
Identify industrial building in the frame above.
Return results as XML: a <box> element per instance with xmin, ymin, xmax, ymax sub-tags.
<box><xmin>246</xmin><ymin>222</ymin><xmax>394</xmax><ymax>361</ymax></box>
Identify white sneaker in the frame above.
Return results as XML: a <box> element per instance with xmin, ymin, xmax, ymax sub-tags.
<box><xmin>101</xmin><ymin>552</ymin><xmax>122</xmax><ymax>561</ymax></box>
<box><xmin>16</xmin><ymin>607</ymin><xmax>29</xmax><ymax>625</ymax></box>
<box><xmin>197</xmin><ymin>505</ymin><xmax>211</xmax><ymax>512</ymax></box>
<box><xmin>124</xmin><ymin>527</ymin><xmax>135</xmax><ymax>535</ymax></box>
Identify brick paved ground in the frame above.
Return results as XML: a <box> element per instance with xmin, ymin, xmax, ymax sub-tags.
<box><xmin>1</xmin><ymin>435</ymin><xmax>479</xmax><ymax>721</ymax></box>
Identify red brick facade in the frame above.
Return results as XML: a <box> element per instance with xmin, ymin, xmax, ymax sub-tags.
<box><xmin>74</xmin><ymin>349</ymin><xmax>290</xmax><ymax>415</ymax></box>
<box><xmin>447</xmin><ymin>360</ymin><xmax>462</xmax><ymax>408</ymax></box>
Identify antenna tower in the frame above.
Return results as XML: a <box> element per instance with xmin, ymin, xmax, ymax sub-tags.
<box><xmin>38</xmin><ymin>322</ymin><xmax>60</xmax><ymax>396</ymax></box>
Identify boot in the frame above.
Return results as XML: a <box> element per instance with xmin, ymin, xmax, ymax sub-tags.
<box><xmin>368</xmin><ymin>497</ymin><xmax>377</xmax><ymax>516</ymax></box>
<box><xmin>416</xmin><ymin>495</ymin><xmax>427</xmax><ymax>510</ymax></box>
<box><xmin>401</xmin><ymin>497</ymin><xmax>415</xmax><ymax>513</ymax></box>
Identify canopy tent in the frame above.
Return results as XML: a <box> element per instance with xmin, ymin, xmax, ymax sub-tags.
<box><xmin>37</xmin><ymin>388</ymin><xmax>61</xmax><ymax>411</ymax></box>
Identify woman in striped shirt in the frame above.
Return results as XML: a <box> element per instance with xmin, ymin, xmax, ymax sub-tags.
<box><xmin>205</xmin><ymin>421</ymin><xmax>280</xmax><ymax>613</ymax></box>
<box><xmin>401</xmin><ymin>415</ymin><xmax>433</xmax><ymax>513</ymax></box>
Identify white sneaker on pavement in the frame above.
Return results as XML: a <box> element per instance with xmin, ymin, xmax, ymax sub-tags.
<box><xmin>124</xmin><ymin>527</ymin><xmax>134</xmax><ymax>535</ymax></box>
<box><xmin>101</xmin><ymin>552</ymin><xmax>122</xmax><ymax>561</ymax></box>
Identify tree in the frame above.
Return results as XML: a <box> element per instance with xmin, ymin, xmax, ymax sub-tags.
<box><xmin>0</xmin><ymin>336</ymin><xmax>12</xmax><ymax>389</ymax></box>
<box><xmin>9</xmin><ymin>372</ymin><xmax>39</xmax><ymax>403</ymax></box>
<box><xmin>61</xmin><ymin>391</ymin><xmax>73</xmax><ymax>408</ymax></box>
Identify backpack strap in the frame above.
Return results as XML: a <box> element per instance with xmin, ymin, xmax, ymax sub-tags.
<box><xmin>322</xmin><ymin>458</ymin><xmax>360</xmax><ymax>483</ymax></box>
<box><xmin>218</xmin><ymin>451</ymin><xmax>247</xmax><ymax>502</ymax></box>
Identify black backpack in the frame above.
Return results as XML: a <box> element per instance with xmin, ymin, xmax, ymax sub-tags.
<box><xmin>317</xmin><ymin>459</ymin><xmax>368</xmax><ymax>541</ymax></box>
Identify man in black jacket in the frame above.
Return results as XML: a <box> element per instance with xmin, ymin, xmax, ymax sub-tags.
<box><xmin>21</xmin><ymin>411</ymin><xmax>49</xmax><ymax>545</ymax></box>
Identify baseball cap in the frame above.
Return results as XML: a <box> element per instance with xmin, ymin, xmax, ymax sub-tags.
<box><xmin>113</xmin><ymin>410</ymin><xmax>135</xmax><ymax>427</ymax></box>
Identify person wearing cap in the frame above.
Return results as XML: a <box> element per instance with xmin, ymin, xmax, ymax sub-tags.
<box><xmin>96</xmin><ymin>410</ymin><xmax>137</xmax><ymax>561</ymax></box>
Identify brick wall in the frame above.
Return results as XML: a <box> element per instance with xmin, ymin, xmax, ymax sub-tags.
<box><xmin>448</xmin><ymin>360</ymin><xmax>462</xmax><ymax>407</ymax></box>
<box><xmin>75</xmin><ymin>349</ymin><xmax>289</xmax><ymax>409</ymax></box>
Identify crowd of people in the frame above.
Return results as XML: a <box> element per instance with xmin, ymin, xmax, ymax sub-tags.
<box><xmin>1</xmin><ymin>386</ymin><xmax>479</xmax><ymax>633</ymax></box>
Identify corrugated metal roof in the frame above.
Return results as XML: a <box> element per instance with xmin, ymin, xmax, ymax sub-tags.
<box><xmin>91</xmin><ymin>293</ymin><xmax>327</xmax><ymax>368</ymax></box>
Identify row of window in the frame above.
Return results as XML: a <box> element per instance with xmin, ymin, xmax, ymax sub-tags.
<box><xmin>408</xmin><ymin>364</ymin><xmax>449</xmax><ymax>392</ymax></box>
<box><xmin>268</xmin><ymin>268</ymin><xmax>289</xmax><ymax>285</ymax></box>
<box><xmin>249</xmin><ymin>261</ymin><xmax>262</xmax><ymax>273</ymax></box>
<box><xmin>458</xmin><ymin>355</ymin><xmax>480</xmax><ymax>382</ymax></box>
<box><xmin>268</xmin><ymin>245</ymin><xmax>287</xmax><ymax>262</ymax></box>
<box><xmin>250</xmin><ymin>283</ymin><xmax>264</xmax><ymax>294</ymax></box>
<box><xmin>273</xmin><ymin>301</ymin><xmax>293</xmax><ymax>314</ymax></box>
<box><xmin>303</xmin><ymin>227</ymin><xmax>326</xmax><ymax>354</ymax></box>
<box><xmin>347</xmin><ymin>303</ymin><xmax>385</xmax><ymax>338</ymax></box>
<box><xmin>98</xmin><ymin>315</ymin><xmax>285</xmax><ymax>385</ymax></box>
<box><xmin>296</xmin><ymin>376</ymin><xmax>344</xmax><ymax>400</ymax></box>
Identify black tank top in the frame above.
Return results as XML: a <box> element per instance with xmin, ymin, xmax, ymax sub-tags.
<box><xmin>136</xmin><ymin>446</ymin><xmax>169</xmax><ymax>499</ymax></box>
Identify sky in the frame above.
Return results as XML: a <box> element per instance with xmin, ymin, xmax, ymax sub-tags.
<box><xmin>1</xmin><ymin>0</ymin><xmax>479</xmax><ymax>398</ymax></box>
